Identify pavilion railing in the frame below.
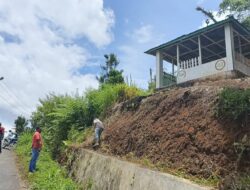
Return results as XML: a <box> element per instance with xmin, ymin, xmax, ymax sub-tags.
<box><xmin>235</xmin><ymin>52</ymin><xmax>250</xmax><ymax>66</ymax></box>
<box><xmin>179</xmin><ymin>57</ymin><xmax>200</xmax><ymax>69</ymax></box>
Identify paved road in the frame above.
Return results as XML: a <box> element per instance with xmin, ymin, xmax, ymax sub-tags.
<box><xmin>0</xmin><ymin>148</ymin><xmax>23</xmax><ymax>190</ymax></box>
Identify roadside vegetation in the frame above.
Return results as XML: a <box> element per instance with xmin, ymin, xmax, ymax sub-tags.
<box><xmin>15</xmin><ymin>133</ymin><xmax>79</xmax><ymax>190</ymax></box>
<box><xmin>15</xmin><ymin>53</ymin><xmax>147</xmax><ymax>189</ymax></box>
<box><xmin>30</xmin><ymin>83</ymin><xmax>147</xmax><ymax>159</ymax></box>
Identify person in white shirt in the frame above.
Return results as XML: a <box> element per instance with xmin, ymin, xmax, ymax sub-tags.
<box><xmin>5</xmin><ymin>130</ymin><xmax>17</xmax><ymax>146</ymax></box>
<box><xmin>93</xmin><ymin>118</ymin><xmax>104</xmax><ymax>147</ymax></box>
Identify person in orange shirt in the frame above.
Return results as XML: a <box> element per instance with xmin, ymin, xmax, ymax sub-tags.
<box><xmin>29</xmin><ymin>127</ymin><xmax>42</xmax><ymax>173</ymax></box>
<box><xmin>0</xmin><ymin>123</ymin><xmax>5</xmax><ymax>153</ymax></box>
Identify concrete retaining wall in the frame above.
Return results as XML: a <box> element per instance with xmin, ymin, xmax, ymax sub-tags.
<box><xmin>70</xmin><ymin>149</ymin><xmax>211</xmax><ymax>190</ymax></box>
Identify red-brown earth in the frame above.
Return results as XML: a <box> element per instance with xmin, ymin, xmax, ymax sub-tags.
<box><xmin>99</xmin><ymin>78</ymin><xmax>250</xmax><ymax>180</ymax></box>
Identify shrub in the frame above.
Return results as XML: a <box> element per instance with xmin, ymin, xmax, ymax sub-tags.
<box><xmin>31</xmin><ymin>95</ymin><xmax>91</xmax><ymax>158</ymax></box>
<box><xmin>31</xmin><ymin>84</ymin><xmax>146</xmax><ymax>158</ymax></box>
<box><xmin>216</xmin><ymin>88</ymin><xmax>250</xmax><ymax>120</ymax></box>
<box><xmin>86</xmin><ymin>84</ymin><xmax>147</xmax><ymax>117</ymax></box>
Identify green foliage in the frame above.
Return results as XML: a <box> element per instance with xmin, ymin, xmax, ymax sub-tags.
<box><xmin>14</xmin><ymin>116</ymin><xmax>28</xmax><ymax>135</ymax></box>
<box><xmin>240</xmin><ymin>175</ymin><xmax>250</xmax><ymax>189</ymax></box>
<box><xmin>86</xmin><ymin>84</ymin><xmax>147</xmax><ymax>117</ymax></box>
<box><xmin>66</xmin><ymin>127</ymin><xmax>93</xmax><ymax>146</ymax></box>
<box><xmin>148</xmin><ymin>81</ymin><xmax>156</xmax><ymax>92</ymax></box>
<box><xmin>97</xmin><ymin>53</ymin><xmax>124</xmax><ymax>85</ymax></box>
<box><xmin>216</xmin><ymin>88</ymin><xmax>250</xmax><ymax>120</ymax></box>
<box><xmin>219</xmin><ymin>0</ymin><xmax>250</xmax><ymax>29</ymax></box>
<box><xmin>31</xmin><ymin>94</ymin><xmax>91</xmax><ymax>158</ymax></box>
<box><xmin>31</xmin><ymin>94</ymin><xmax>66</xmax><ymax>130</ymax></box>
<box><xmin>148</xmin><ymin>68</ymin><xmax>156</xmax><ymax>92</ymax></box>
<box><xmin>242</xmin><ymin>17</ymin><xmax>250</xmax><ymax>29</ymax></box>
<box><xmin>15</xmin><ymin>133</ymin><xmax>79</xmax><ymax>190</ymax></box>
<box><xmin>83</xmin><ymin>178</ymin><xmax>94</xmax><ymax>190</ymax></box>
<box><xmin>106</xmin><ymin>69</ymin><xmax>124</xmax><ymax>84</ymax></box>
<box><xmin>31</xmin><ymin>84</ymin><xmax>146</xmax><ymax>158</ymax></box>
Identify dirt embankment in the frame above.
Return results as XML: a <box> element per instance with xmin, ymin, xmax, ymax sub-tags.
<box><xmin>100</xmin><ymin>78</ymin><xmax>250</xmax><ymax>180</ymax></box>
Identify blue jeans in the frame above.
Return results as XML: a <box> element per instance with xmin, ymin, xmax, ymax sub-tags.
<box><xmin>29</xmin><ymin>148</ymin><xmax>40</xmax><ymax>172</ymax></box>
<box><xmin>95</xmin><ymin>127</ymin><xmax>103</xmax><ymax>143</ymax></box>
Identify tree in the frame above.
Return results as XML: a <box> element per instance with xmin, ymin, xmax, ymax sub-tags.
<box><xmin>15</xmin><ymin>116</ymin><xmax>28</xmax><ymax>134</ymax></box>
<box><xmin>98</xmin><ymin>53</ymin><xmax>124</xmax><ymax>85</ymax></box>
<box><xmin>31</xmin><ymin>94</ymin><xmax>91</xmax><ymax>158</ymax></box>
<box><xmin>196</xmin><ymin>6</ymin><xmax>218</xmax><ymax>24</ymax></box>
<box><xmin>219</xmin><ymin>0</ymin><xmax>250</xmax><ymax>29</ymax></box>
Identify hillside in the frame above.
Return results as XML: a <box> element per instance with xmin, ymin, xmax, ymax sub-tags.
<box><xmin>92</xmin><ymin>78</ymin><xmax>250</xmax><ymax>188</ymax></box>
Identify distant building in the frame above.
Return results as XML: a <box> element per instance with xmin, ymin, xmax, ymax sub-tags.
<box><xmin>145</xmin><ymin>17</ymin><xmax>250</xmax><ymax>88</ymax></box>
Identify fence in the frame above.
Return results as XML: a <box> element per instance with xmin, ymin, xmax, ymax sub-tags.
<box><xmin>179</xmin><ymin>57</ymin><xmax>200</xmax><ymax>69</ymax></box>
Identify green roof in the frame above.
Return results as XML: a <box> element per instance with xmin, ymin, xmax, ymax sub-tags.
<box><xmin>145</xmin><ymin>16</ymin><xmax>250</xmax><ymax>56</ymax></box>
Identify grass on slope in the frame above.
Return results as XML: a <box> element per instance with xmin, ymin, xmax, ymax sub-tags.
<box><xmin>15</xmin><ymin>132</ymin><xmax>80</xmax><ymax>190</ymax></box>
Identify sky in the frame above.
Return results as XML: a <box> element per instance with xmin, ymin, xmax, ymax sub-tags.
<box><xmin>0</xmin><ymin>0</ymin><xmax>225</xmax><ymax>130</ymax></box>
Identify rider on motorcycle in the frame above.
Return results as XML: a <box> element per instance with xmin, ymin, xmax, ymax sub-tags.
<box><xmin>3</xmin><ymin>130</ymin><xmax>18</xmax><ymax>148</ymax></box>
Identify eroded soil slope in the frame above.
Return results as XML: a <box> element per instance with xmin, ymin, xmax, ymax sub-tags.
<box><xmin>101</xmin><ymin>79</ymin><xmax>250</xmax><ymax>178</ymax></box>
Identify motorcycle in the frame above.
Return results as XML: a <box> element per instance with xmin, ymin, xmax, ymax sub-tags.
<box><xmin>2</xmin><ymin>135</ymin><xmax>18</xmax><ymax>148</ymax></box>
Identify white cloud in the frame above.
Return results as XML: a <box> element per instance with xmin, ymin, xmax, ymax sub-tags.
<box><xmin>0</xmin><ymin>0</ymin><xmax>114</xmax><ymax>127</ymax></box>
<box><xmin>119</xmin><ymin>45</ymin><xmax>152</xmax><ymax>88</ymax></box>
<box><xmin>131</xmin><ymin>24</ymin><xmax>154</xmax><ymax>44</ymax></box>
<box><xmin>196</xmin><ymin>0</ymin><xmax>206</xmax><ymax>5</ymax></box>
<box><xmin>118</xmin><ymin>25</ymin><xmax>165</xmax><ymax>89</ymax></box>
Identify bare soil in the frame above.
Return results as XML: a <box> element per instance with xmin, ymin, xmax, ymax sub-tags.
<box><xmin>98</xmin><ymin>78</ymin><xmax>250</xmax><ymax>180</ymax></box>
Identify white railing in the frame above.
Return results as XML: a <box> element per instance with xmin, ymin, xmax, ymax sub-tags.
<box><xmin>235</xmin><ymin>52</ymin><xmax>250</xmax><ymax>66</ymax></box>
<box><xmin>179</xmin><ymin>57</ymin><xmax>200</xmax><ymax>69</ymax></box>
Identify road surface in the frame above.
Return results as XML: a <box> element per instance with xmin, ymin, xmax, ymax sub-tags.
<box><xmin>0</xmin><ymin>148</ymin><xmax>24</xmax><ymax>190</ymax></box>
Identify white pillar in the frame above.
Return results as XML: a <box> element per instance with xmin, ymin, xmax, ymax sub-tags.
<box><xmin>198</xmin><ymin>35</ymin><xmax>202</xmax><ymax>65</ymax></box>
<box><xmin>225</xmin><ymin>23</ymin><xmax>234</xmax><ymax>70</ymax></box>
<box><xmin>176</xmin><ymin>45</ymin><xmax>180</xmax><ymax>84</ymax></box>
<box><xmin>177</xmin><ymin>45</ymin><xmax>180</xmax><ymax>69</ymax></box>
<box><xmin>156</xmin><ymin>51</ymin><xmax>163</xmax><ymax>88</ymax></box>
<box><xmin>172</xmin><ymin>59</ymin><xmax>174</xmax><ymax>76</ymax></box>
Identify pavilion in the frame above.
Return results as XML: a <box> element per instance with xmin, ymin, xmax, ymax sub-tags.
<box><xmin>145</xmin><ymin>16</ymin><xmax>250</xmax><ymax>88</ymax></box>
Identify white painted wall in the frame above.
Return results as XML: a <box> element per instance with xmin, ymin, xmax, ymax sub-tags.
<box><xmin>177</xmin><ymin>57</ymin><xmax>230</xmax><ymax>83</ymax></box>
<box><xmin>176</xmin><ymin>24</ymin><xmax>235</xmax><ymax>84</ymax></box>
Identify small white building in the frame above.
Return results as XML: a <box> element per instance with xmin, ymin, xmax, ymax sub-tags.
<box><xmin>145</xmin><ymin>17</ymin><xmax>250</xmax><ymax>89</ymax></box>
